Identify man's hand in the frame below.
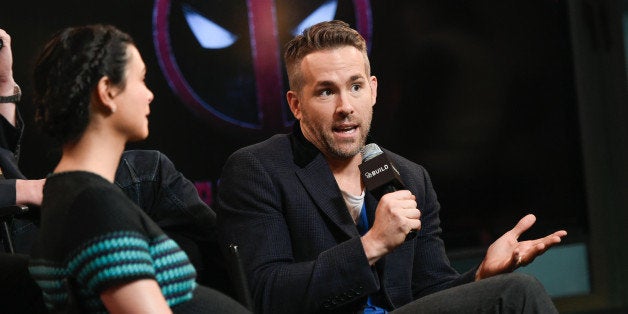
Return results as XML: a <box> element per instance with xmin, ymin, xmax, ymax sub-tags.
<box><xmin>0</xmin><ymin>28</ymin><xmax>17</xmax><ymax>126</ymax></box>
<box><xmin>475</xmin><ymin>214</ymin><xmax>567</xmax><ymax>281</ymax></box>
<box><xmin>361</xmin><ymin>190</ymin><xmax>421</xmax><ymax>265</ymax></box>
<box><xmin>0</xmin><ymin>29</ymin><xmax>15</xmax><ymax>89</ymax></box>
<box><xmin>16</xmin><ymin>179</ymin><xmax>46</xmax><ymax>206</ymax></box>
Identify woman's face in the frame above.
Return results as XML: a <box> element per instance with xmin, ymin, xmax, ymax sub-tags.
<box><xmin>112</xmin><ymin>45</ymin><xmax>154</xmax><ymax>141</ymax></box>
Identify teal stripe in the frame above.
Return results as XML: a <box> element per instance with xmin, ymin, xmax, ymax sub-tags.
<box><xmin>162</xmin><ymin>280</ymin><xmax>196</xmax><ymax>296</ymax></box>
<box><xmin>154</xmin><ymin>250</ymin><xmax>190</xmax><ymax>268</ymax></box>
<box><xmin>166</xmin><ymin>292</ymin><xmax>194</xmax><ymax>307</ymax></box>
<box><xmin>33</xmin><ymin>279</ymin><xmax>64</xmax><ymax>290</ymax></box>
<box><xmin>76</xmin><ymin>249</ymin><xmax>152</xmax><ymax>283</ymax></box>
<box><xmin>68</xmin><ymin>233</ymin><xmax>148</xmax><ymax>272</ymax></box>
<box><xmin>86</xmin><ymin>263</ymin><xmax>155</xmax><ymax>291</ymax></box>
<box><xmin>155</xmin><ymin>264</ymin><xmax>196</xmax><ymax>283</ymax></box>
<box><xmin>29</xmin><ymin>264</ymin><xmax>67</xmax><ymax>277</ymax></box>
<box><xmin>41</xmin><ymin>291</ymin><xmax>68</xmax><ymax>302</ymax></box>
<box><xmin>150</xmin><ymin>238</ymin><xmax>180</xmax><ymax>256</ymax></box>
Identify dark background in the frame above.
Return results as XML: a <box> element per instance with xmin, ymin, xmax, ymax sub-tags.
<box><xmin>6</xmin><ymin>0</ymin><xmax>628</xmax><ymax>312</ymax></box>
<box><xmin>0</xmin><ymin>0</ymin><xmax>587</xmax><ymax>251</ymax></box>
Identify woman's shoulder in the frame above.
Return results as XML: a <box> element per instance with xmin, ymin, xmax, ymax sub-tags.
<box><xmin>43</xmin><ymin>171</ymin><xmax>146</xmax><ymax>231</ymax></box>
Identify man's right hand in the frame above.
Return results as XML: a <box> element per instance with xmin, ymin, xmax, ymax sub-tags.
<box><xmin>360</xmin><ymin>190</ymin><xmax>421</xmax><ymax>265</ymax></box>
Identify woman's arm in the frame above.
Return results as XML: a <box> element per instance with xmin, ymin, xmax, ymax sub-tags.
<box><xmin>101</xmin><ymin>279</ymin><xmax>172</xmax><ymax>314</ymax></box>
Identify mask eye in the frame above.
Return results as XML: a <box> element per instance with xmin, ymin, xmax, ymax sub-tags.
<box><xmin>183</xmin><ymin>4</ymin><xmax>238</xmax><ymax>49</ymax></box>
<box><xmin>292</xmin><ymin>0</ymin><xmax>338</xmax><ymax>36</ymax></box>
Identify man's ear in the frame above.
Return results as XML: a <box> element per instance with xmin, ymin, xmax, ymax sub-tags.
<box><xmin>369</xmin><ymin>75</ymin><xmax>378</xmax><ymax>107</ymax></box>
<box><xmin>287</xmin><ymin>90</ymin><xmax>301</xmax><ymax>120</ymax></box>
<box><xmin>95</xmin><ymin>76</ymin><xmax>117</xmax><ymax>113</ymax></box>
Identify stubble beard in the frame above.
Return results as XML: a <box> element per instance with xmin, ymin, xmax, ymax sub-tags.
<box><xmin>301</xmin><ymin>108</ymin><xmax>373</xmax><ymax>160</ymax></box>
<box><xmin>322</xmin><ymin>131</ymin><xmax>367</xmax><ymax>159</ymax></box>
<box><xmin>320</xmin><ymin>116</ymin><xmax>371</xmax><ymax>160</ymax></box>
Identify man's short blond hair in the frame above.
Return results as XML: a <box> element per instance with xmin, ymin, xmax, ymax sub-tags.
<box><xmin>284</xmin><ymin>20</ymin><xmax>370</xmax><ymax>92</ymax></box>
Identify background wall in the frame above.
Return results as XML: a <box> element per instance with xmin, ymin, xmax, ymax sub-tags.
<box><xmin>1</xmin><ymin>0</ymin><xmax>625</xmax><ymax>312</ymax></box>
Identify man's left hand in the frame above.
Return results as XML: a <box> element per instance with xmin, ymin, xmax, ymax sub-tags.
<box><xmin>475</xmin><ymin>214</ymin><xmax>567</xmax><ymax>281</ymax></box>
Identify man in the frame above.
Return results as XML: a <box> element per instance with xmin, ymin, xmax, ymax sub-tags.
<box><xmin>0</xmin><ymin>27</ymin><xmax>47</xmax><ymax>314</ymax></box>
<box><xmin>0</xmin><ymin>29</ymin><xmax>45</xmax><ymax>251</ymax></box>
<box><xmin>216</xmin><ymin>20</ymin><xmax>567</xmax><ymax>313</ymax></box>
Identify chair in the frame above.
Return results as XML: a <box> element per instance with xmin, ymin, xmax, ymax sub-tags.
<box><xmin>0</xmin><ymin>204</ymin><xmax>47</xmax><ymax>313</ymax></box>
<box><xmin>225</xmin><ymin>243</ymin><xmax>255</xmax><ymax>312</ymax></box>
<box><xmin>1</xmin><ymin>204</ymin><xmax>29</xmax><ymax>253</ymax></box>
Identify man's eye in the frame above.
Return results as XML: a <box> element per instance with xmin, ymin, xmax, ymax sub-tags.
<box><xmin>319</xmin><ymin>89</ymin><xmax>333</xmax><ymax>97</ymax></box>
<box><xmin>351</xmin><ymin>84</ymin><xmax>361</xmax><ymax>92</ymax></box>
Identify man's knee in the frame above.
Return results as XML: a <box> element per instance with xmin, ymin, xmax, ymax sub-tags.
<box><xmin>498</xmin><ymin>272</ymin><xmax>557</xmax><ymax>313</ymax></box>
<box><xmin>500</xmin><ymin>272</ymin><xmax>545</xmax><ymax>295</ymax></box>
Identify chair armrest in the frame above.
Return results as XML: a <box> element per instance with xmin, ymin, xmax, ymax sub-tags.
<box><xmin>0</xmin><ymin>205</ymin><xmax>29</xmax><ymax>219</ymax></box>
<box><xmin>1</xmin><ymin>205</ymin><xmax>29</xmax><ymax>253</ymax></box>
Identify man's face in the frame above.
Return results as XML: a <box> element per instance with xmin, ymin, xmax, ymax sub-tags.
<box><xmin>287</xmin><ymin>46</ymin><xmax>377</xmax><ymax>160</ymax></box>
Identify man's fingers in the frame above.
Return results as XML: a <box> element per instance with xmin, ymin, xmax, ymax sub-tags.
<box><xmin>399</xmin><ymin>207</ymin><xmax>420</xmax><ymax>219</ymax></box>
<box><xmin>398</xmin><ymin>199</ymin><xmax>418</xmax><ymax>211</ymax></box>
<box><xmin>519</xmin><ymin>236</ymin><xmax>562</xmax><ymax>266</ymax></box>
<box><xmin>534</xmin><ymin>231</ymin><xmax>566</xmax><ymax>249</ymax></box>
<box><xmin>382</xmin><ymin>190</ymin><xmax>415</xmax><ymax>200</ymax></box>
<box><xmin>509</xmin><ymin>214</ymin><xmax>536</xmax><ymax>238</ymax></box>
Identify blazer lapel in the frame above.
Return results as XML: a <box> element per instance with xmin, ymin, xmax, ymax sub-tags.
<box><xmin>296</xmin><ymin>154</ymin><xmax>358</xmax><ymax>239</ymax></box>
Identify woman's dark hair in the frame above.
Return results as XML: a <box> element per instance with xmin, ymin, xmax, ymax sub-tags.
<box><xmin>33</xmin><ymin>24</ymin><xmax>134</xmax><ymax>144</ymax></box>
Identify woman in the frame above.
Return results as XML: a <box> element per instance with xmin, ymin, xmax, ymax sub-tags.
<box><xmin>27</xmin><ymin>25</ymin><xmax>249</xmax><ymax>313</ymax></box>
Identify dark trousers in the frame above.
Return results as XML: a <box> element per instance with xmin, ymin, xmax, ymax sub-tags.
<box><xmin>0</xmin><ymin>253</ymin><xmax>46</xmax><ymax>313</ymax></box>
<box><xmin>393</xmin><ymin>273</ymin><xmax>558</xmax><ymax>314</ymax></box>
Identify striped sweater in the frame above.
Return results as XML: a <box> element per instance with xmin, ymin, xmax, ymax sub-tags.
<box><xmin>29</xmin><ymin>171</ymin><xmax>197</xmax><ymax>313</ymax></box>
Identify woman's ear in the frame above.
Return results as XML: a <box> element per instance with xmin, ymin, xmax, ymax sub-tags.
<box><xmin>96</xmin><ymin>76</ymin><xmax>117</xmax><ymax>113</ymax></box>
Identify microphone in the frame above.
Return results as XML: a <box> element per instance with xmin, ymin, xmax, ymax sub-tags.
<box><xmin>359</xmin><ymin>143</ymin><xmax>406</xmax><ymax>200</ymax></box>
<box><xmin>359</xmin><ymin>143</ymin><xmax>416</xmax><ymax>239</ymax></box>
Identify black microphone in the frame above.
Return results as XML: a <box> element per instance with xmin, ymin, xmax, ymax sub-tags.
<box><xmin>359</xmin><ymin>143</ymin><xmax>406</xmax><ymax>200</ymax></box>
<box><xmin>359</xmin><ymin>143</ymin><xmax>416</xmax><ymax>239</ymax></box>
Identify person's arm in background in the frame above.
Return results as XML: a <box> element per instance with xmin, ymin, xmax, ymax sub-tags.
<box><xmin>114</xmin><ymin>150</ymin><xmax>231</xmax><ymax>293</ymax></box>
<box><xmin>0</xmin><ymin>29</ymin><xmax>44</xmax><ymax>207</ymax></box>
<box><xmin>0</xmin><ymin>29</ymin><xmax>18</xmax><ymax>127</ymax></box>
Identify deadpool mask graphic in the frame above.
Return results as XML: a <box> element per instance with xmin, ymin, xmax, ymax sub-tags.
<box><xmin>153</xmin><ymin>0</ymin><xmax>372</xmax><ymax>133</ymax></box>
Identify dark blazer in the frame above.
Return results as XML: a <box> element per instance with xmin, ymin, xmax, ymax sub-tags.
<box><xmin>0</xmin><ymin>114</ymin><xmax>38</xmax><ymax>254</ymax></box>
<box><xmin>216</xmin><ymin>124</ymin><xmax>476</xmax><ymax>314</ymax></box>
<box><xmin>0</xmin><ymin>114</ymin><xmax>25</xmax><ymax>207</ymax></box>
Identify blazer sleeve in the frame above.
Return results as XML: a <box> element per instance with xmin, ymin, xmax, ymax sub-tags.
<box><xmin>216</xmin><ymin>149</ymin><xmax>379</xmax><ymax>314</ymax></box>
<box><xmin>0</xmin><ymin>179</ymin><xmax>17</xmax><ymax>207</ymax></box>
<box><xmin>0</xmin><ymin>112</ymin><xmax>24</xmax><ymax>207</ymax></box>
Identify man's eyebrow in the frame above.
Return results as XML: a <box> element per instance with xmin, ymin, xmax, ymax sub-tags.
<box><xmin>313</xmin><ymin>74</ymin><xmax>366</xmax><ymax>88</ymax></box>
<box><xmin>314</xmin><ymin>80</ymin><xmax>335</xmax><ymax>87</ymax></box>
<box><xmin>349</xmin><ymin>74</ymin><xmax>365</xmax><ymax>82</ymax></box>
